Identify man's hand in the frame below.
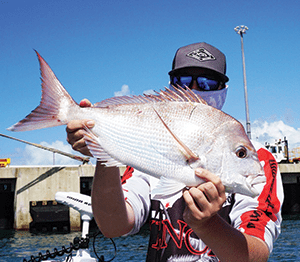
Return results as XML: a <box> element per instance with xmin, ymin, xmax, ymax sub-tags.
<box><xmin>66</xmin><ymin>99</ymin><xmax>94</xmax><ymax>157</ymax></box>
<box><xmin>183</xmin><ymin>168</ymin><xmax>269</xmax><ymax>261</ymax></box>
<box><xmin>183</xmin><ymin>168</ymin><xmax>226</xmax><ymax>231</ymax></box>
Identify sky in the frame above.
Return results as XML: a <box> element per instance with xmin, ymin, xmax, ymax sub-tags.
<box><xmin>1</xmin><ymin>0</ymin><xmax>300</xmax><ymax>166</ymax></box>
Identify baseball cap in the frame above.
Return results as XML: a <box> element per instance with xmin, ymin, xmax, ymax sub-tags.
<box><xmin>168</xmin><ymin>42</ymin><xmax>229</xmax><ymax>83</ymax></box>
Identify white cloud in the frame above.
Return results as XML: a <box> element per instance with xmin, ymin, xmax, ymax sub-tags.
<box><xmin>24</xmin><ymin>140</ymin><xmax>86</xmax><ymax>165</ymax></box>
<box><xmin>114</xmin><ymin>84</ymin><xmax>130</xmax><ymax>96</ymax></box>
<box><xmin>114</xmin><ymin>85</ymin><xmax>156</xmax><ymax>97</ymax></box>
<box><xmin>251</xmin><ymin>120</ymin><xmax>300</xmax><ymax>150</ymax></box>
<box><xmin>143</xmin><ymin>89</ymin><xmax>156</xmax><ymax>95</ymax></box>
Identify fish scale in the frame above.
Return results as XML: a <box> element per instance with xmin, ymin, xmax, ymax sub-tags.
<box><xmin>8</xmin><ymin>51</ymin><xmax>266</xmax><ymax>197</ymax></box>
<box><xmin>94</xmin><ymin>104</ymin><xmax>190</xmax><ymax>175</ymax></box>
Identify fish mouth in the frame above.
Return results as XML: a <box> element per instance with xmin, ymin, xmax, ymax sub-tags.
<box><xmin>243</xmin><ymin>172</ymin><xmax>266</xmax><ymax>197</ymax></box>
<box><xmin>223</xmin><ymin>172</ymin><xmax>266</xmax><ymax>197</ymax></box>
<box><xmin>246</xmin><ymin>172</ymin><xmax>266</xmax><ymax>186</ymax></box>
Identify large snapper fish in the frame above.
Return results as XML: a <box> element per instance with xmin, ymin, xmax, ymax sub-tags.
<box><xmin>8</xmin><ymin>51</ymin><xmax>265</xmax><ymax>197</ymax></box>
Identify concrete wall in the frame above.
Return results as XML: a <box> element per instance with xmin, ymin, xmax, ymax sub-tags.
<box><xmin>279</xmin><ymin>163</ymin><xmax>300</xmax><ymax>184</ymax></box>
<box><xmin>0</xmin><ymin>163</ymin><xmax>299</xmax><ymax>230</ymax></box>
<box><xmin>0</xmin><ymin>164</ymin><xmax>96</xmax><ymax>231</ymax></box>
<box><xmin>278</xmin><ymin>163</ymin><xmax>300</xmax><ymax>215</ymax></box>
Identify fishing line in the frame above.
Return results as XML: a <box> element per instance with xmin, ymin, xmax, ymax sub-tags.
<box><xmin>92</xmin><ymin>230</ymin><xmax>117</xmax><ymax>262</ymax></box>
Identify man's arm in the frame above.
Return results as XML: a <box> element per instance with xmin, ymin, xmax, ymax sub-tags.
<box><xmin>91</xmin><ymin>161</ymin><xmax>135</xmax><ymax>238</ymax></box>
<box><xmin>66</xmin><ymin>101</ymin><xmax>135</xmax><ymax>238</ymax></box>
<box><xmin>67</xmin><ymin>120</ymin><xmax>135</xmax><ymax>237</ymax></box>
<box><xmin>183</xmin><ymin>168</ymin><xmax>269</xmax><ymax>262</ymax></box>
<box><xmin>189</xmin><ymin>213</ymin><xmax>269</xmax><ymax>262</ymax></box>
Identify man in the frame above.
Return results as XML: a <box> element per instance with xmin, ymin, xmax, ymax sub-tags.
<box><xmin>66</xmin><ymin>42</ymin><xmax>283</xmax><ymax>261</ymax></box>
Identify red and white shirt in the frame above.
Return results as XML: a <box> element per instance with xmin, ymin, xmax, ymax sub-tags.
<box><xmin>121</xmin><ymin>142</ymin><xmax>284</xmax><ymax>261</ymax></box>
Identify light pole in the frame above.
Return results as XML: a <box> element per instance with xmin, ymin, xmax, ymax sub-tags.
<box><xmin>234</xmin><ymin>25</ymin><xmax>251</xmax><ymax>139</ymax></box>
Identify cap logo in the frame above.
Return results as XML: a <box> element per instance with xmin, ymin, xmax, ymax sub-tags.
<box><xmin>186</xmin><ymin>48</ymin><xmax>216</xmax><ymax>62</ymax></box>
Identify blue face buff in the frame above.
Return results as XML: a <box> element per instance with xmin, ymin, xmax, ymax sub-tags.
<box><xmin>192</xmin><ymin>87</ymin><xmax>228</xmax><ymax>110</ymax></box>
<box><xmin>171</xmin><ymin>76</ymin><xmax>222</xmax><ymax>91</ymax></box>
<box><xmin>169</xmin><ymin>85</ymin><xmax>228</xmax><ymax>110</ymax></box>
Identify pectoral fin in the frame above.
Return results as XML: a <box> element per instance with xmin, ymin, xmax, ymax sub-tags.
<box><xmin>82</xmin><ymin>125</ymin><xmax>124</xmax><ymax>167</ymax></box>
<box><xmin>151</xmin><ymin>176</ymin><xmax>186</xmax><ymax>199</ymax></box>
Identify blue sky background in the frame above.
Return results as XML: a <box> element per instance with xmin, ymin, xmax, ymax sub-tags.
<box><xmin>1</xmin><ymin>0</ymin><xmax>300</xmax><ymax>165</ymax></box>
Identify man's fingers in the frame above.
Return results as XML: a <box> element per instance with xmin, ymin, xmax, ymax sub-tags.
<box><xmin>79</xmin><ymin>98</ymin><xmax>92</xmax><ymax>107</ymax></box>
<box><xmin>195</xmin><ymin>168</ymin><xmax>225</xmax><ymax>196</ymax></box>
<box><xmin>72</xmin><ymin>139</ymin><xmax>93</xmax><ymax>157</ymax></box>
<box><xmin>198</xmin><ymin>182</ymin><xmax>219</xmax><ymax>203</ymax></box>
<box><xmin>66</xmin><ymin>120</ymin><xmax>84</xmax><ymax>133</ymax></box>
<box><xmin>183</xmin><ymin>189</ymin><xmax>200</xmax><ymax>212</ymax></box>
<box><xmin>68</xmin><ymin>130</ymin><xmax>85</xmax><ymax>146</ymax></box>
<box><xmin>66</xmin><ymin>119</ymin><xmax>95</xmax><ymax>157</ymax></box>
<box><xmin>66</xmin><ymin>119</ymin><xmax>95</xmax><ymax>133</ymax></box>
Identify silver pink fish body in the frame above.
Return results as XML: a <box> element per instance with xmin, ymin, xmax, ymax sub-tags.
<box><xmin>8</xmin><ymin>52</ymin><xmax>266</xmax><ymax>197</ymax></box>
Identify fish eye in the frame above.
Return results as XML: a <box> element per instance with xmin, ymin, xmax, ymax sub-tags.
<box><xmin>236</xmin><ymin>146</ymin><xmax>247</xmax><ymax>158</ymax></box>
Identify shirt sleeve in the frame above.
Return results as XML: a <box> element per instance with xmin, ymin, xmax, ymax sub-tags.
<box><xmin>229</xmin><ymin>147</ymin><xmax>284</xmax><ymax>252</ymax></box>
<box><xmin>121</xmin><ymin>168</ymin><xmax>151</xmax><ymax>235</ymax></box>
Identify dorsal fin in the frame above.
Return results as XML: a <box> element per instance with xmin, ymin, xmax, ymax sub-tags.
<box><xmin>94</xmin><ymin>86</ymin><xmax>207</xmax><ymax>108</ymax></box>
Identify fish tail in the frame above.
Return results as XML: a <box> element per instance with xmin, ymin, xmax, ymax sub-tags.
<box><xmin>7</xmin><ymin>51</ymin><xmax>78</xmax><ymax>132</ymax></box>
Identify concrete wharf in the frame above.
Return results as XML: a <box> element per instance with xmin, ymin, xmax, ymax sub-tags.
<box><xmin>278</xmin><ymin>163</ymin><xmax>300</xmax><ymax>216</ymax></box>
<box><xmin>0</xmin><ymin>164</ymin><xmax>299</xmax><ymax>231</ymax></box>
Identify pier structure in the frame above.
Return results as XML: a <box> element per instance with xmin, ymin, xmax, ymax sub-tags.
<box><xmin>0</xmin><ymin>164</ymin><xmax>299</xmax><ymax>231</ymax></box>
<box><xmin>0</xmin><ymin>165</ymin><xmax>128</xmax><ymax>231</ymax></box>
<box><xmin>278</xmin><ymin>163</ymin><xmax>300</xmax><ymax>216</ymax></box>
<box><xmin>0</xmin><ymin>165</ymin><xmax>97</xmax><ymax>231</ymax></box>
